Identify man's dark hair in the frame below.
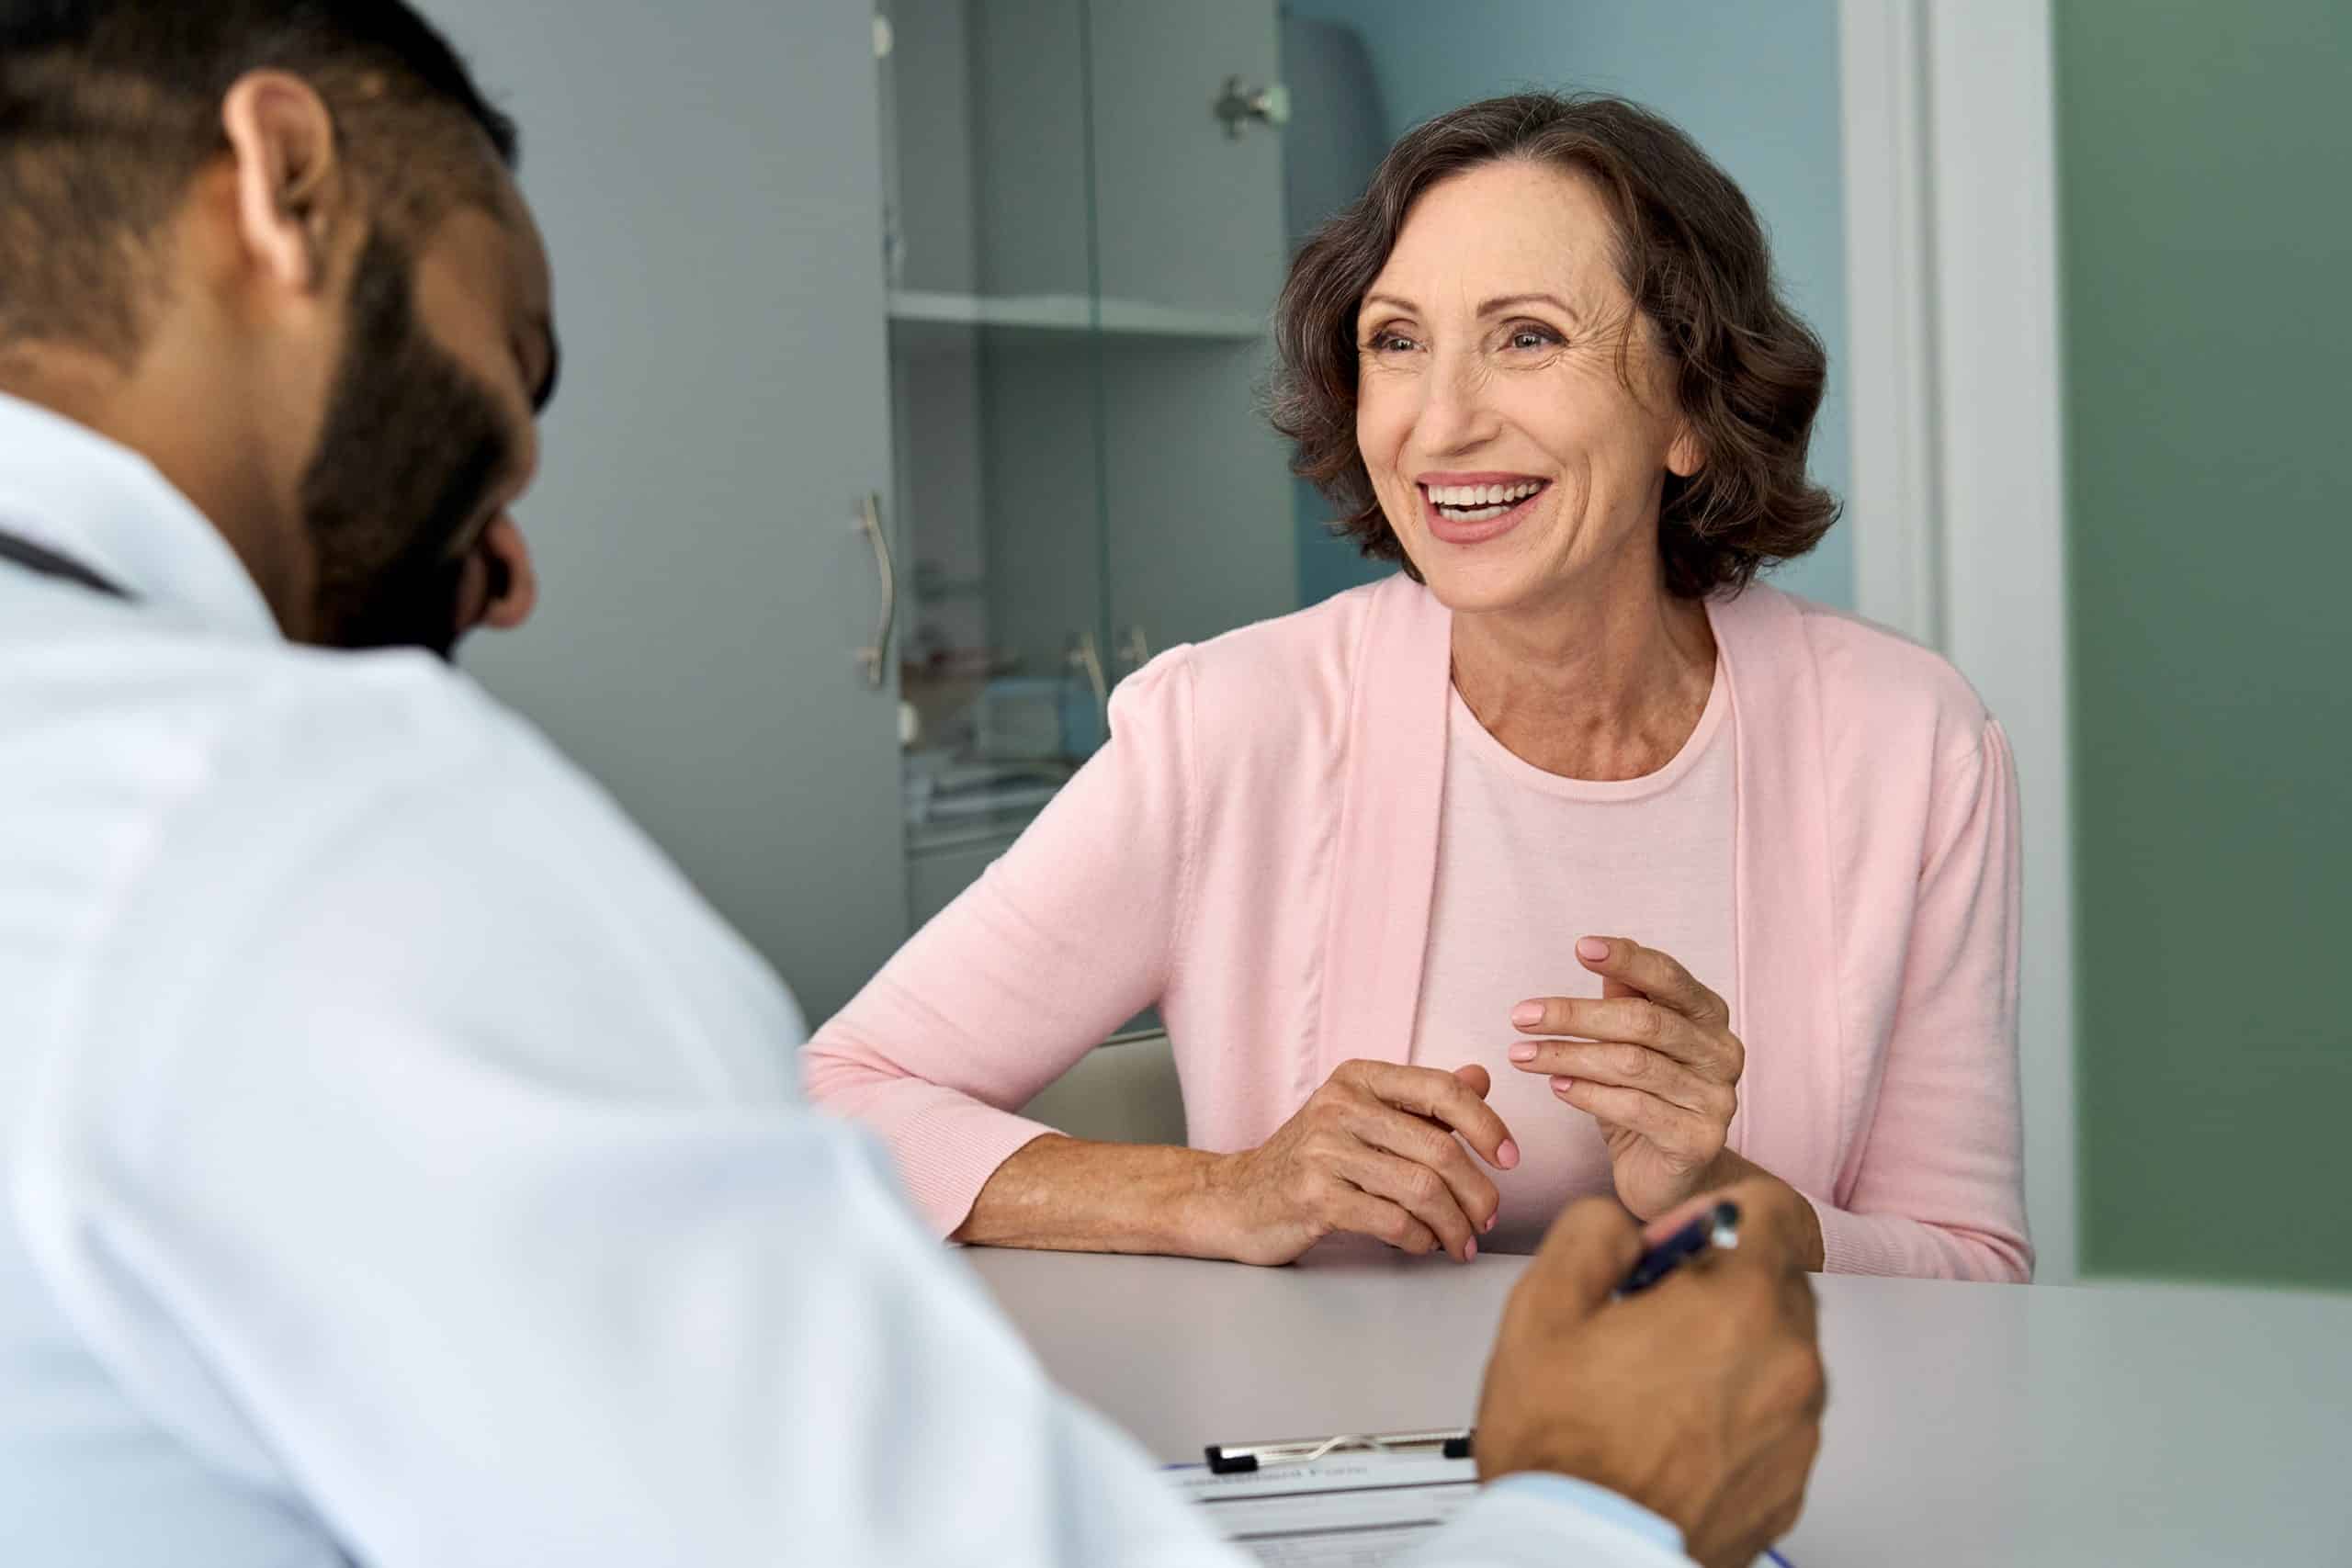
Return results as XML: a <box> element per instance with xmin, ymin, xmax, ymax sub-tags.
<box><xmin>0</xmin><ymin>0</ymin><xmax>517</xmax><ymax>362</ymax></box>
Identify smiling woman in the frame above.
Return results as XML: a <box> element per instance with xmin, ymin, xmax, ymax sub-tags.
<box><xmin>806</xmin><ymin>93</ymin><xmax>2031</xmax><ymax>1283</ymax></box>
<box><xmin>1274</xmin><ymin>95</ymin><xmax>1838</xmax><ymax>604</ymax></box>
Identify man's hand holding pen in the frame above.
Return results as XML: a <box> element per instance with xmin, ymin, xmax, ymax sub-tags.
<box><xmin>1475</xmin><ymin>1179</ymin><xmax>1827</xmax><ymax>1568</ymax></box>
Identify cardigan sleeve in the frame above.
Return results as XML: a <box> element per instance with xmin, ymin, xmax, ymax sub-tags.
<box><xmin>801</xmin><ymin>651</ymin><xmax>1199</xmax><ymax>1236</ymax></box>
<box><xmin>1808</xmin><ymin>719</ymin><xmax>2034</xmax><ymax>1282</ymax></box>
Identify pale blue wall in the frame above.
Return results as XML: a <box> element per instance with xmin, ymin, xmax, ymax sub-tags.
<box><xmin>1283</xmin><ymin>0</ymin><xmax>1854</xmax><ymax>610</ymax></box>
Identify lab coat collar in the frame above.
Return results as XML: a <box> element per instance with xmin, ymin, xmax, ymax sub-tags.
<box><xmin>0</xmin><ymin>389</ymin><xmax>283</xmax><ymax>642</ymax></box>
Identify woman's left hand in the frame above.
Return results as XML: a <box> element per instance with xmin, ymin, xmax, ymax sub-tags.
<box><xmin>1507</xmin><ymin>936</ymin><xmax>1744</xmax><ymax>1221</ymax></box>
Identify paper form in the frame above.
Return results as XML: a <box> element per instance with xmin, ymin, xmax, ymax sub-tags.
<box><xmin>1170</xmin><ymin>1453</ymin><xmax>1481</xmax><ymax>1566</ymax></box>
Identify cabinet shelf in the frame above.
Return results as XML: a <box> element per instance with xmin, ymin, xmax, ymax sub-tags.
<box><xmin>904</xmin><ymin>803</ymin><xmax>1046</xmax><ymax>860</ymax></box>
<box><xmin>888</xmin><ymin>289</ymin><xmax>1265</xmax><ymax>350</ymax></box>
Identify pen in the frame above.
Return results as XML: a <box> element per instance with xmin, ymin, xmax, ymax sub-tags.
<box><xmin>1615</xmin><ymin>1200</ymin><xmax>1793</xmax><ymax>1562</ymax></box>
<box><xmin>1617</xmin><ymin>1200</ymin><xmax>1741</xmax><ymax>1296</ymax></box>
<box><xmin>1202</xmin><ymin>1427</ymin><xmax>1471</xmax><ymax>1473</ymax></box>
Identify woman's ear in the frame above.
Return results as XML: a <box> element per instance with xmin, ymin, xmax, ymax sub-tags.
<box><xmin>219</xmin><ymin>70</ymin><xmax>350</xmax><ymax>297</ymax></box>
<box><xmin>1667</xmin><ymin>423</ymin><xmax>1706</xmax><ymax>479</ymax></box>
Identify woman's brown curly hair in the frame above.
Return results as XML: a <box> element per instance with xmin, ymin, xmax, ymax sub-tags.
<box><xmin>1270</xmin><ymin>92</ymin><xmax>1839</xmax><ymax>599</ymax></box>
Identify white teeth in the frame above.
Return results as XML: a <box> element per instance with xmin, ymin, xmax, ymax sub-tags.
<box><xmin>1428</xmin><ymin>480</ymin><xmax>1543</xmax><ymax>511</ymax></box>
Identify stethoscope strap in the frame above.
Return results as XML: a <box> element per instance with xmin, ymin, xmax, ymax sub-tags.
<box><xmin>0</xmin><ymin>527</ymin><xmax>131</xmax><ymax>600</ymax></box>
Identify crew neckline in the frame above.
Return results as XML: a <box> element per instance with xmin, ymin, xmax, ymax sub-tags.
<box><xmin>1447</xmin><ymin>656</ymin><xmax>1729</xmax><ymax>803</ymax></box>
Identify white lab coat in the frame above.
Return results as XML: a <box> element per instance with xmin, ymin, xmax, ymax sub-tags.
<box><xmin>0</xmin><ymin>390</ymin><xmax>1690</xmax><ymax>1567</ymax></box>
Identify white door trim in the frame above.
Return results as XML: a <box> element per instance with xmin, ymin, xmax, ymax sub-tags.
<box><xmin>1838</xmin><ymin>0</ymin><xmax>2079</xmax><ymax>1280</ymax></box>
<box><xmin>1838</xmin><ymin>0</ymin><xmax>1944</xmax><ymax>649</ymax></box>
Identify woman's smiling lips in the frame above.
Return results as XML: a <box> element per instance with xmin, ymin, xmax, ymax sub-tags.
<box><xmin>1418</xmin><ymin>471</ymin><xmax>1551</xmax><ymax>546</ymax></box>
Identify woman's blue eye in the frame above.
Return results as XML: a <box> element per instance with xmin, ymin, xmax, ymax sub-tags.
<box><xmin>1510</xmin><ymin>327</ymin><xmax>1558</xmax><ymax>350</ymax></box>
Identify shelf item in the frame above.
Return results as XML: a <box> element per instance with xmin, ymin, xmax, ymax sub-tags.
<box><xmin>914</xmin><ymin>777</ymin><xmax>1064</xmax><ymax>821</ymax></box>
<box><xmin>887</xmin><ymin>289</ymin><xmax>1265</xmax><ymax>350</ymax></box>
<box><xmin>903</xmin><ymin>755</ymin><xmax>1074</xmax><ymax>833</ymax></box>
<box><xmin>904</xmin><ymin>804</ymin><xmax>1046</xmax><ymax>862</ymax></box>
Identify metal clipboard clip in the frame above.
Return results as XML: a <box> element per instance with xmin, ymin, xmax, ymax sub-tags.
<box><xmin>1204</xmin><ymin>1427</ymin><xmax>1475</xmax><ymax>1475</ymax></box>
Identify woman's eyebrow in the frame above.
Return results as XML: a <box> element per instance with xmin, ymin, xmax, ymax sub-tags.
<box><xmin>1477</xmin><ymin>291</ymin><xmax>1577</xmax><ymax>320</ymax></box>
<box><xmin>1359</xmin><ymin>290</ymin><xmax>1582</xmax><ymax>323</ymax></box>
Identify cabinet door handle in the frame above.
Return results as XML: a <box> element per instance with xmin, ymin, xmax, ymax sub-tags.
<box><xmin>1213</xmin><ymin>76</ymin><xmax>1291</xmax><ymax>140</ymax></box>
<box><xmin>1116</xmin><ymin>624</ymin><xmax>1151</xmax><ymax>673</ymax></box>
<box><xmin>854</xmin><ymin>492</ymin><xmax>896</xmax><ymax>689</ymax></box>
<box><xmin>1068</xmin><ymin>628</ymin><xmax>1109</xmax><ymax>726</ymax></box>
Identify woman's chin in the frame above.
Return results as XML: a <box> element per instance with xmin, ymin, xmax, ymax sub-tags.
<box><xmin>1413</xmin><ymin>551</ymin><xmax>1556</xmax><ymax>618</ymax></box>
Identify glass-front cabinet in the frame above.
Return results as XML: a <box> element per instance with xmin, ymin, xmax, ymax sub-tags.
<box><xmin>874</xmin><ymin>0</ymin><xmax>1296</xmax><ymax>930</ymax></box>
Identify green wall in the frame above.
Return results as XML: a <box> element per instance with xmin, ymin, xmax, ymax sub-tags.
<box><xmin>2057</xmin><ymin>0</ymin><xmax>2352</xmax><ymax>1287</ymax></box>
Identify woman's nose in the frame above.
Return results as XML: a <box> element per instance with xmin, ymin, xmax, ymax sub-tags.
<box><xmin>1414</xmin><ymin>352</ymin><xmax>1499</xmax><ymax>453</ymax></box>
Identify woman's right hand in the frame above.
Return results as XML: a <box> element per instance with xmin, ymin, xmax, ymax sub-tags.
<box><xmin>1194</xmin><ymin>1059</ymin><xmax>1521</xmax><ymax>1265</ymax></box>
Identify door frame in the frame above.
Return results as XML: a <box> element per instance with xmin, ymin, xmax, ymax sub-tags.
<box><xmin>1838</xmin><ymin>0</ymin><xmax>2078</xmax><ymax>1280</ymax></box>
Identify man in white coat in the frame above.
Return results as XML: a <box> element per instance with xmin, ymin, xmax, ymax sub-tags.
<box><xmin>0</xmin><ymin>5</ymin><xmax>1826</xmax><ymax>1565</ymax></box>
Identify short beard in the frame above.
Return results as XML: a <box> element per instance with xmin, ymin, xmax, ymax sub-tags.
<box><xmin>300</xmin><ymin>229</ymin><xmax>513</xmax><ymax>660</ymax></box>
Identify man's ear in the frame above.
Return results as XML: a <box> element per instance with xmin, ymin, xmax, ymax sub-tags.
<box><xmin>477</xmin><ymin>517</ymin><xmax>538</xmax><ymax>631</ymax></box>
<box><xmin>220</xmin><ymin>71</ymin><xmax>351</xmax><ymax>296</ymax></box>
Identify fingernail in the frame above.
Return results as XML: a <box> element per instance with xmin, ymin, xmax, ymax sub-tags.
<box><xmin>1507</xmin><ymin>1043</ymin><xmax>1537</xmax><ymax>1063</ymax></box>
<box><xmin>1464</xmin><ymin>1239</ymin><xmax>1477</xmax><ymax>1261</ymax></box>
<box><xmin>1511</xmin><ymin>1002</ymin><xmax>1544</xmax><ymax>1027</ymax></box>
<box><xmin>1577</xmin><ymin>936</ymin><xmax>1610</xmax><ymax>963</ymax></box>
<box><xmin>1484</xmin><ymin>1212</ymin><xmax>1498</xmax><ymax>1233</ymax></box>
<box><xmin>1498</xmin><ymin>1138</ymin><xmax>1520</xmax><ymax>1168</ymax></box>
<box><xmin>1551</xmin><ymin>1076</ymin><xmax>1575</xmax><ymax>1094</ymax></box>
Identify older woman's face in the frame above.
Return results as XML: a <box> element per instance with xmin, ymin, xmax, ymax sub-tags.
<box><xmin>1354</xmin><ymin>159</ymin><xmax>1699</xmax><ymax>616</ymax></box>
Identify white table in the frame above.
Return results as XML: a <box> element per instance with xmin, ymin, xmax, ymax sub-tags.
<box><xmin>970</xmin><ymin>1245</ymin><xmax>2352</xmax><ymax>1565</ymax></box>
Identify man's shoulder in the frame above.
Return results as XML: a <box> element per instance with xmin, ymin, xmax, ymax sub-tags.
<box><xmin>2</xmin><ymin>625</ymin><xmax>582</xmax><ymax>894</ymax></box>
<box><xmin>3</xmin><ymin>628</ymin><xmax>800</xmax><ymax>1096</ymax></box>
<box><xmin>6</xmin><ymin>613</ymin><xmax>498</xmax><ymax>742</ymax></box>
<box><xmin>164</xmin><ymin>645</ymin><xmax>605</xmax><ymax>866</ymax></box>
<box><xmin>251</xmin><ymin>648</ymin><xmax>533</xmax><ymax>803</ymax></box>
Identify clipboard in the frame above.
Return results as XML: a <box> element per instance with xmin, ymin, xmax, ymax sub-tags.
<box><xmin>1203</xmin><ymin>1427</ymin><xmax>1474</xmax><ymax>1474</ymax></box>
<box><xmin>1171</xmin><ymin>1427</ymin><xmax>1481</xmax><ymax>1565</ymax></box>
<box><xmin>1180</xmin><ymin>1423</ymin><xmax>1795</xmax><ymax>1568</ymax></box>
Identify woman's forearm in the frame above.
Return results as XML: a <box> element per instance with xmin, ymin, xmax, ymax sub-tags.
<box><xmin>950</xmin><ymin>1134</ymin><xmax>1231</xmax><ymax>1257</ymax></box>
<box><xmin>1710</xmin><ymin>1148</ymin><xmax>2038</xmax><ymax>1280</ymax></box>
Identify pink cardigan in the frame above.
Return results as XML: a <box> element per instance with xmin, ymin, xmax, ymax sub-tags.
<box><xmin>806</xmin><ymin>576</ymin><xmax>2031</xmax><ymax>1282</ymax></box>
